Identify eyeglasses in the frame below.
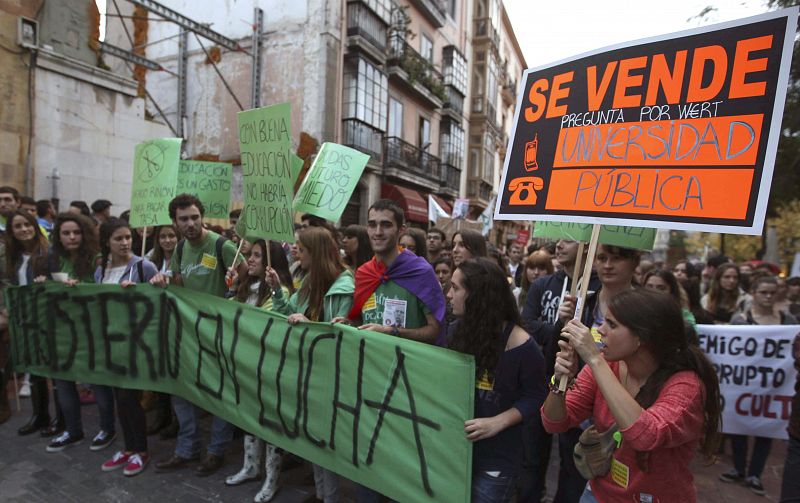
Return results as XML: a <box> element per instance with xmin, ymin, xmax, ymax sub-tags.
<box><xmin>755</xmin><ymin>290</ymin><xmax>776</xmax><ymax>296</ymax></box>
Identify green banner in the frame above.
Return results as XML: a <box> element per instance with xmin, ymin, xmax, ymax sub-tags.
<box><xmin>533</xmin><ymin>221</ymin><xmax>657</xmax><ymax>250</ymax></box>
<box><xmin>291</xmin><ymin>153</ymin><xmax>304</xmax><ymax>185</ymax></box>
<box><xmin>177</xmin><ymin>160</ymin><xmax>232</xmax><ymax>219</ymax></box>
<box><xmin>6</xmin><ymin>284</ymin><xmax>474</xmax><ymax>503</ymax></box>
<box><xmin>293</xmin><ymin>142</ymin><xmax>370</xmax><ymax>222</ymax></box>
<box><xmin>237</xmin><ymin>103</ymin><xmax>295</xmax><ymax>243</ymax></box>
<box><xmin>130</xmin><ymin>138</ymin><xmax>182</xmax><ymax>228</ymax></box>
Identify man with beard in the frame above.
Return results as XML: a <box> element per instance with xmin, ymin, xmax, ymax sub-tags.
<box><xmin>150</xmin><ymin>193</ymin><xmax>242</xmax><ymax>477</ymax></box>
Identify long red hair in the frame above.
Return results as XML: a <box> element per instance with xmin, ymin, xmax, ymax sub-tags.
<box><xmin>297</xmin><ymin>227</ymin><xmax>347</xmax><ymax>321</ymax></box>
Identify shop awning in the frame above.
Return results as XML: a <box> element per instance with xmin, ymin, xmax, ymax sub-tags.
<box><xmin>381</xmin><ymin>183</ymin><xmax>428</xmax><ymax>223</ymax></box>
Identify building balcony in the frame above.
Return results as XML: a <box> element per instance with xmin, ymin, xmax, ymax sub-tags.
<box><xmin>383</xmin><ymin>136</ymin><xmax>441</xmax><ymax>189</ymax></box>
<box><xmin>473</xmin><ymin>17</ymin><xmax>499</xmax><ymax>48</ymax></box>
<box><xmin>471</xmin><ymin>96</ymin><xmax>499</xmax><ymax>131</ymax></box>
<box><xmin>497</xmin><ymin>132</ymin><xmax>509</xmax><ymax>159</ymax></box>
<box><xmin>439</xmin><ymin>162</ymin><xmax>461</xmax><ymax>198</ymax></box>
<box><xmin>467</xmin><ymin>177</ymin><xmax>493</xmax><ymax>205</ymax></box>
<box><xmin>501</xmin><ymin>76</ymin><xmax>517</xmax><ymax>106</ymax></box>
<box><xmin>387</xmin><ymin>36</ymin><xmax>445</xmax><ymax>108</ymax></box>
<box><xmin>407</xmin><ymin>0</ymin><xmax>447</xmax><ymax>28</ymax></box>
<box><xmin>342</xmin><ymin>119</ymin><xmax>384</xmax><ymax>163</ymax></box>
<box><xmin>442</xmin><ymin>85</ymin><xmax>464</xmax><ymax>119</ymax></box>
<box><xmin>346</xmin><ymin>1</ymin><xmax>388</xmax><ymax>62</ymax></box>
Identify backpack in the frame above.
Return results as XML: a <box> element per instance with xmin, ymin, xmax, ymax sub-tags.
<box><xmin>175</xmin><ymin>235</ymin><xmax>228</xmax><ymax>280</ymax></box>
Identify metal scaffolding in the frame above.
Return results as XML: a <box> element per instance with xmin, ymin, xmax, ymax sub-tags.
<box><xmin>101</xmin><ymin>0</ymin><xmax>265</xmax><ymax>141</ymax></box>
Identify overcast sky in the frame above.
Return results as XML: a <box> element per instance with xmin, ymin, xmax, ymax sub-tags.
<box><xmin>503</xmin><ymin>0</ymin><xmax>773</xmax><ymax>68</ymax></box>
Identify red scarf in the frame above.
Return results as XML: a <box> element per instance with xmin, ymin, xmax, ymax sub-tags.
<box><xmin>347</xmin><ymin>256</ymin><xmax>388</xmax><ymax>320</ymax></box>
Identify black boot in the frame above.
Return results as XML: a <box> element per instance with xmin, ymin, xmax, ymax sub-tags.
<box><xmin>40</xmin><ymin>388</ymin><xmax>64</xmax><ymax>437</ymax></box>
<box><xmin>17</xmin><ymin>376</ymin><xmax>50</xmax><ymax>436</ymax></box>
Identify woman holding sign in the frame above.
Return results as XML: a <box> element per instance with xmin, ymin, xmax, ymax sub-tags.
<box><xmin>447</xmin><ymin>258</ymin><xmax>546</xmax><ymax>503</ymax></box>
<box><xmin>266</xmin><ymin>226</ymin><xmax>354</xmax><ymax>503</ymax></box>
<box><xmin>553</xmin><ymin>244</ymin><xmax>639</xmax><ymax>503</ymax></box>
<box><xmin>542</xmin><ymin>289</ymin><xmax>721</xmax><ymax>502</ymax></box>
<box><xmin>224</xmin><ymin>238</ymin><xmax>293</xmax><ymax>502</ymax></box>
<box><xmin>720</xmin><ymin>275</ymin><xmax>799</xmax><ymax>495</ymax></box>
<box><xmin>94</xmin><ymin>218</ymin><xmax>158</xmax><ymax>477</ymax></box>
<box><xmin>43</xmin><ymin>213</ymin><xmax>114</xmax><ymax>453</ymax></box>
<box><xmin>146</xmin><ymin>224</ymin><xmax>180</xmax><ymax>273</ymax></box>
<box><xmin>4</xmin><ymin>210</ymin><xmax>53</xmax><ymax>436</ymax></box>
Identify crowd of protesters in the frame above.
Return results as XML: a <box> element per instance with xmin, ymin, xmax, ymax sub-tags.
<box><xmin>1</xmin><ymin>183</ymin><xmax>799</xmax><ymax>503</ymax></box>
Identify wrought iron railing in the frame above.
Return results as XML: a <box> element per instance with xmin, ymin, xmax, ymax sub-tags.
<box><xmin>440</xmin><ymin>163</ymin><xmax>461</xmax><ymax>191</ymax></box>
<box><xmin>387</xmin><ymin>35</ymin><xmax>446</xmax><ymax>101</ymax></box>
<box><xmin>467</xmin><ymin>178</ymin><xmax>492</xmax><ymax>201</ymax></box>
<box><xmin>342</xmin><ymin>119</ymin><xmax>383</xmax><ymax>161</ymax></box>
<box><xmin>384</xmin><ymin>136</ymin><xmax>441</xmax><ymax>181</ymax></box>
<box><xmin>473</xmin><ymin>17</ymin><xmax>499</xmax><ymax>47</ymax></box>
<box><xmin>347</xmin><ymin>1</ymin><xmax>388</xmax><ymax>51</ymax></box>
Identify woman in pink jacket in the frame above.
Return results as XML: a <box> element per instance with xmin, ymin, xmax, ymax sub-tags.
<box><xmin>542</xmin><ymin>289</ymin><xmax>721</xmax><ymax>502</ymax></box>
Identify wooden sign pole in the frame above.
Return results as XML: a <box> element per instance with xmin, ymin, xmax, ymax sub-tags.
<box><xmin>559</xmin><ymin>224</ymin><xmax>601</xmax><ymax>391</ymax></box>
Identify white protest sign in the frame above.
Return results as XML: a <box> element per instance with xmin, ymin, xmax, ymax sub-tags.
<box><xmin>697</xmin><ymin>324</ymin><xmax>800</xmax><ymax>439</ymax></box>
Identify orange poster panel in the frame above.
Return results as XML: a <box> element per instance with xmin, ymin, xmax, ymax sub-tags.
<box><xmin>554</xmin><ymin>114</ymin><xmax>763</xmax><ymax>168</ymax></box>
<box><xmin>545</xmin><ymin>168</ymin><xmax>754</xmax><ymax>219</ymax></box>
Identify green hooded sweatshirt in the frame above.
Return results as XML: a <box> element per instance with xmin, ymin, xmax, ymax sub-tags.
<box><xmin>271</xmin><ymin>269</ymin><xmax>354</xmax><ymax>322</ymax></box>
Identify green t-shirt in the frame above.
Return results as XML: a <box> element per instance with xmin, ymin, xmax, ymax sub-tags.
<box><xmin>170</xmin><ymin>231</ymin><xmax>240</xmax><ymax>297</ymax></box>
<box><xmin>361</xmin><ymin>280</ymin><xmax>429</xmax><ymax>329</ymax></box>
<box><xmin>57</xmin><ymin>256</ymin><xmax>94</xmax><ymax>283</ymax></box>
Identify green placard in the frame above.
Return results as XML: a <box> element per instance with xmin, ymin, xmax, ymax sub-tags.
<box><xmin>6</xmin><ymin>283</ymin><xmax>474</xmax><ymax>503</ymax></box>
<box><xmin>176</xmin><ymin>160</ymin><xmax>232</xmax><ymax>219</ymax></box>
<box><xmin>533</xmin><ymin>221</ymin><xmax>657</xmax><ymax>250</ymax></box>
<box><xmin>129</xmin><ymin>138</ymin><xmax>182</xmax><ymax>228</ymax></box>
<box><xmin>293</xmin><ymin>142</ymin><xmax>370</xmax><ymax>222</ymax></box>
<box><xmin>291</xmin><ymin>153</ymin><xmax>304</xmax><ymax>185</ymax></box>
<box><xmin>237</xmin><ymin>103</ymin><xmax>295</xmax><ymax>242</ymax></box>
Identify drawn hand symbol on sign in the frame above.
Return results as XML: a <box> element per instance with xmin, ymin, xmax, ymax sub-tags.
<box><xmin>509</xmin><ymin>176</ymin><xmax>544</xmax><ymax>205</ymax></box>
<box><xmin>524</xmin><ymin>133</ymin><xmax>539</xmax><ymax>172</ymax></box>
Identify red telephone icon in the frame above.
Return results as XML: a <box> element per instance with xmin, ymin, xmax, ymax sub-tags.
<box><xmin>508</xmin><ymin>176</ymin><xmax>544</xmax><ymax>205</ymax></box>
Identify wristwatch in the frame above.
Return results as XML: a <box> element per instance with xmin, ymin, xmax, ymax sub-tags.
<box><xmin>391</xmin><ymin>325</ymin><xmax>400</xmax><ymax>337</ymax></box>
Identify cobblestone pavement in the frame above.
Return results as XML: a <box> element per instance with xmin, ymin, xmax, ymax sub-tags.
<box><xmin>0</xmin><ymin>384</ymin><xmax>789</xmax><ymax>502</ymax></box>
<box><xmin>0</xmin><ymin>386</ymin><xmax>322</xmax><ymax>503</ymax></box>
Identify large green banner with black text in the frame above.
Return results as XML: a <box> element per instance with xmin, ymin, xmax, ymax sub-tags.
<box><xmin>5</xmin><ymin>284</ymin><xmax>475</xmax><ymax>503</ymax></box>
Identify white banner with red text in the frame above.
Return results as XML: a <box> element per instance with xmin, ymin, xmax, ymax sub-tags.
<box><xmin>697</xmin><ymin>324</ymin><xmax>800</xmax><ymax>439</ymax></box>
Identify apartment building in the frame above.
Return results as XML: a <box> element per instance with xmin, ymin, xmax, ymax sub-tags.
<box><xmin>466</xmin><ymin>0</ymin><xmax>525</xmax><ymax>223</ymax></box>
<box><xmin>340</xmin><ymin>0</ymin><xmax>472</xmax><ymax>226</ymax></box>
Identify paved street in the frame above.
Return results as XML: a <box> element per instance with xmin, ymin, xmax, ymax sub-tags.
<box><xmin>0</xmin><ymin>384</ymin><xmax>790</xmax><ymax>502</ymax></box>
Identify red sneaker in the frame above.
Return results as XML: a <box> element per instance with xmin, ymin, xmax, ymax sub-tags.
<box><xmin>123</xmin><ymin>452</ymin><xmax>150</xmax><ymax>477</ymax></box>
<box><xmin>102</xmin><ymin>451</ymin><xmax>131</xmax><ymax>472</ymax></box>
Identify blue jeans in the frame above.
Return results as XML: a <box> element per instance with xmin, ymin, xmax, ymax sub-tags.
<box><xmin>780</xmin><ymin>436</ymin><xmax>800</xmax><ymax>503</ymax></box>
<box><xmin>578</xmin><ymin>484</ymin><xmax>598</xmax><ymax>503</ymax></box>
<box><xmin>92</xmin><ymin>384</ymin><xmax>115</xmax><ymax>434</ymax></box>
<box><xmin>730</xmin><ymin>433</ymin><xmax>772</xmax><ymax>478</ymax></box>
<box><xmin>472</xmin><ymin>471</ymin><xmax>517</xmax><ymax>503</ymax></box>
<box><xmin>519</xmin><ymin>414</ymin><xmax>551</xmax><ymax>502</ymax></box>
<box><xmin>172</xmin><ymin>395</ymin><xmax>233</xmax><ymax>458</ymax></box>
<box><xmin>54</xmin><ymin>379</ymin><xmax>82</xmax><ymax>437</ymax></box>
